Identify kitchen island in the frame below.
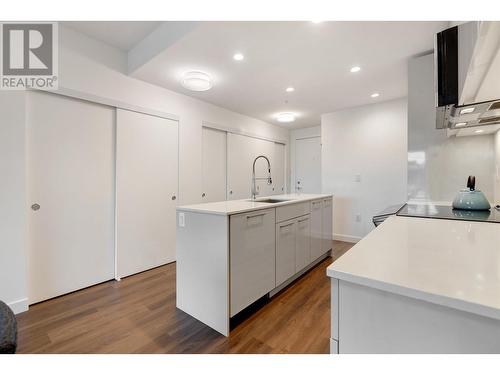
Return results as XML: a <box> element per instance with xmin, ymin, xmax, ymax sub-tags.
<box><xmin>327</xmin><ymin>214</ymin><xmax>500</xmax><ymax>353</ymax></box>
<box><xmin>176</xmin><ymin>194</ymin><xmax>333</xmax><ymax>336</ymax></box>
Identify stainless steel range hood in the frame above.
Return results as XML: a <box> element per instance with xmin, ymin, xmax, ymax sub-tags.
<box><xmin>435</xmin><ymin>22</ymin><xmax>500</xmax><ymax>130</ymax></box>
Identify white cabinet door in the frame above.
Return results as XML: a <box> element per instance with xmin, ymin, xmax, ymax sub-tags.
<box><xmin>322</xmin><ymin>198</ymin><xmax>333</xmax><ymax>253</ymax></box>
<box><xmin>202</xmin><ymin>127</ymin><xmax>226</xmax><ymax>203</ymax></box>
<box><xmin>26</xmin><ymin>91</ymin><xmax>115</xmax><ymax>304</ymax></box>
<box><xmin>310</xmin><ymin>199</ymin><xmax>323</xmax><ymax>262</ymax></box>
<box><xmin>276</xmin><ymin>219</ymin><xmax>297</xmax><ymax>286</ymax></box>
<box><xmin>116</xmin><ymin>109</ymin><xmax>178</xmax><ymax>278</ymax></box>
<box><xmin>296</xmin><ymin>215</ymin><xmax>311</xmax><ymax>272</ymax></box>
<box><xmin>230</xmin><ymin>209</ymin><xmax>276</xmax><ymax>316</ymax></box>
<box><xmin>273</xmin><ymin>142</ymin><xmax>286</xmax><ymax>195</ymax></box>
<box><xmin>295</xmin><ymin>136</ymin><xmax>321</xmax><ymax>193</ymax></box>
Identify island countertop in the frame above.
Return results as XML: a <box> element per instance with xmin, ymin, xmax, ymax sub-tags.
<box><xmin>176</xmin><ymin>193</ymin><xmax>333</xmax><ymax>216</ymax></box>
<box><xmin>327</xmin><ymin>215</ymin><xmax>500</xmax><ymax>320</ymax></box>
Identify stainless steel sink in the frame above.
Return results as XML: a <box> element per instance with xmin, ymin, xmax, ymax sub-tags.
<box><xmin>249</xmin><ymin>198</ymin><xmax>292</xmax><ymax>204</ymax></box>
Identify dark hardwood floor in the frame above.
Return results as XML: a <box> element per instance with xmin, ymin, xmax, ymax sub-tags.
<box><xmin>16</xmin><ymin>240</ymin><xmax>353</xmax><ymax>354</ymax></box>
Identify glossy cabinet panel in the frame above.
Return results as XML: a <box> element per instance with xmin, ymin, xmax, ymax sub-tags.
<box><xmin>230</xmin><ymin>208</ymin><xmax>276</xmax><ymax>316</ymax></box>
<box><xmin>310</xmin><ymin>199</ymin><xmax>323</xmax><ymax>261</ymax></box>
<box><xmin>296</xmin><ymin>215</ymin><xmax>311</xmax><ymax>272</ymax></box>
<box><xmin>322</xmin><ymin>198</ymin><xmax>333</xmax><ymax>253</ymax></box>
<box><xmin>276</xmin><ymin>219</ymin><xmax>297</xmax><ymax>286</ymax></box>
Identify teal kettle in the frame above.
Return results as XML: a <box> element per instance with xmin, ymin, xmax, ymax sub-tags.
<box><xmin>452</xmin><ymin>176</ymin><xmax>491</xmax><ymax>211</ymax></box>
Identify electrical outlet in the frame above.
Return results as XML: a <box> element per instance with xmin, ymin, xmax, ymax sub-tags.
<box><xmin>355</xmin><ymin>214</ymin><xmax>361</xmax><ymax>222</ymax></box>
<box><xmin>178</xmin><ymin>212</ymin><xmax>185</xmax><ymax>227</ymax></box>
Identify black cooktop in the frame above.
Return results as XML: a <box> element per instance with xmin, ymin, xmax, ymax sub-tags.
<box><xmin>396</xmin><ymin>204</ymin><xmax>500</xmax><ymax>224</ymax></box>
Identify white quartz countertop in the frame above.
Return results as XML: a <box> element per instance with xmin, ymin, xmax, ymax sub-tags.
<box><xmin>327</xmin><ymin>215</ymin><xmax>500</xmax><ymax>320</ymax></box>
<box><xmin>177</xmin><ymin>193</ymin><xmax>333</xmax><ymax>216</ymax></box>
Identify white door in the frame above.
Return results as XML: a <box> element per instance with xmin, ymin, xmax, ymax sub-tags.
<box><xmin>202</xmin><ymin>127</ymin><xmax>226</xmax><ymax>203</ymax></box>
<box><xmin>116</xmin><ymin>109</ymin><xmax>178</xmax><ymax>278</ymax></box>
<box><xmin>26</xmin><ymin>91</ymin><xmax>115</xmax><ymax>304</ymax></box>
<box><xmin>227</xmin><ymin>133</ymin><xmax>275</xmax><ymax>200</ymax></box>
<box><xmin>295</xmin><ymin>137</ymin><xmax>322</xmax><ymax>193</ymax></box>
<box><xmin>273</xmin><ymin>142</ymin><xmax>286</xmax><ymax>195</ymax></box>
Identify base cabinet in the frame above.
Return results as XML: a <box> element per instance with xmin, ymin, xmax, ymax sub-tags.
<box><xmin>310</xmin><ymin>200</ymin><xmax>323</xmax><ymax>261</ymax></box>
<box><xmin>322</xmin><ymin>198</ymin><xmax>333</xmax><ymax>253</ymax></box>
<box><xmin>276</xmin><ymin>213</ymin><xmax>312</xmax><ymax>286</ymax></box>
<box><xmin>177</xmin><ymin>195</ymin><xmax>333</xmax><ymax>337</ymax></box>
<box><xmin>276</xmin><ymin>219</ymin><xmax>297</xmax><ymax>286</ymax></box>
<box><xmin>295</xmin><ymin>215</ymin><xmax>311</xmax><ymax>272</ymax></box>
<box><xmin>230</xmin><ymin>209</ymin><xmax>276</xmax><ymax>316</ymax></box>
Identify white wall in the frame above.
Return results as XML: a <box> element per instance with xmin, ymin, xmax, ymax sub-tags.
<box><xmin>0</xmin><ymin>25</ymin><xmax>289</xmax><ymax>312</ymax></box>
<box><xmin>290</xmin><ymin>126</ymin><xmax>321</xmax><ymax>193</ymax></box>
<box><xmin>321</xmin><ymin>98</ymin><xmax>408</xmax><ymax>242</ymax></box>
<box><xmin>408</xmin><ymin>53</ymin><xmax>496</xmax><ymax>203</ymax></box>
<box><xmin>0</xmin><ymin>92</ymin><xmax>28</xmax><ymax>313</ymax></box>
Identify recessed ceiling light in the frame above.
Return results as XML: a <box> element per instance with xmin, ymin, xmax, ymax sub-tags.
<box><xmin>181</xmin><ymin>71</ymin><xmax>213</xmax><ymax>91</ymax></box>
<box><xmin>371</xmin><ymin>93</ymin><xmax>380</xmax><ymax>98</ymax></box>
<box><xmin>460</xmin><ymin>107</ymin><xmax>475</xmax><ymax>115</ymax></box>
<box><xmin>286</xmin><ymin>87</ymin><xmax>295</xmax><ymax>92</ymax></box>
<box><xmin>276</xmin><ymin>112</ymin><xmax>296</xmax><ymax>123</ymax></box>
<box><xmin>233</xmin><ymin>53</ymin><xmax>244</xmax><ymax>61</ymax></box>
<box><xmin>311</xmin><ymin>20</ymin><xmax>324</xmax><ymax>24</ymax></box>
<box><xmin>454</xmin><ymin>122</ymin><xmax>467</xmax><ymax>127</ymax></box>
<box><xmin>350</xmin><ymin>66</ymin><xmax>361</xmax><ymax>73</ymax></box>
<box><xmin>474</xmin><ymin>129</ymin><xmax>484</xmax><ymax>134</ymax></box>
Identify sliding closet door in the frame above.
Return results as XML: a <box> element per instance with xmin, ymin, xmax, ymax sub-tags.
<box><xmin>273</xmin><ymin>142</ymin><xmax>286</xmax><ymax>195</ymax></box>
<box><xmin>27</xmin><ymin>91</ymin><xmax>115</xmax><ymax>304</ymax></box>
<box><xmin>116</xmin><ymin>109</ymin><xmax>178</xmax><ymax>278</ymax></box>
<box><xmin>202</xmin><ymin>127</ymin><xmax>227</xmax><ymax>203</ymax></box>
<box><xmin>227</xmin><ymin>133</ymin><xmax>279</xmax><ymax>200</ymax></box>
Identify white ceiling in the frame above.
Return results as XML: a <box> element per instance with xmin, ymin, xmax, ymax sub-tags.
<box><xmin>64</xmin><ymin>21</ymin><xmax>449</xmax><ymax>128</ymax></box>
<box><xmin>62</xmin><ymin>21</ymin><xmax>162</xmax><ymax>51</ymax></box>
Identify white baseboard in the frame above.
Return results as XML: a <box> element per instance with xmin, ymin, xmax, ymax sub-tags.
<box><xmin>7</xmin><ymin>298</ymin><xmax>29</xmax><ymax>314</ymax></box>
<box><xmin>334</xmin><ymin>233</ymin><xmax>361</xmax><ymax>243</ymax></box>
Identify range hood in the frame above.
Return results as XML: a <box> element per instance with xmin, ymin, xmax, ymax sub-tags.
<box><xmin>435</xmin><ymin>22</ymin><xmax>500</xmax><ymax>130</ymax></box>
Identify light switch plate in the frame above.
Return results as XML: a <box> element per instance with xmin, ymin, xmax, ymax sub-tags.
<box><xmin>178</xmin><ymin>212</ymin><xmax>185</xmax><ymax>227</ymax></box>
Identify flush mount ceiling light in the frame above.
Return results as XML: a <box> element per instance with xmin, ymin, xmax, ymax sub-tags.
<box><xmin>454</xmin><ymin>122</ymin><xmax>467</xmax><ymax>127</ymax></box>
<box><xmin>311</xmin><ymin>20</ymin><xmax>324</xmax><ymax>24</ymax></box>
<box><xmin>474</xmin><ymin>129</ymin><xmax>484</xmax><ymax>134</ymax></box>
<box><xmin>276</xmin><ymin>112</ymin><xmax>296</xmax><ymax>123</ymax></box>
<box><xmin>460</xmin><ymin>107</ymin><xmax>475</xmax><ymax>115</ymax></box>
<box><xmin>286</xmin><ymin>87</ymin><xmax>295</xmax><ymax>92</ymax></box>
<box><xmin>371</xmin><ymin>92</ymin><xmax>380</xmax><ymax>98</ymax></box>
<box><xmin>233</xmin><ymin>53</ymin><xmax>244</xmax><ymax>61</ymax></box>
<box><xmin>350</xmin><ymin>66</ymin><xmax>361</xmax><ymax>73</ymax></box>
<box><xmin>181</xmin><ymin>71</ymin><xmax>213</xmax><ymax>91</ymax></box>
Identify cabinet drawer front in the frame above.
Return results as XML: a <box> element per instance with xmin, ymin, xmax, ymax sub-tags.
<box><xmin>230</xmin><ymin>208</ymin><xmax>276</xmax><ymax>316</ymax></box>
<box><xmin>276</xmin><ymin>201</ymin><xmax>311</xmax><ymax>223</ymax></box>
